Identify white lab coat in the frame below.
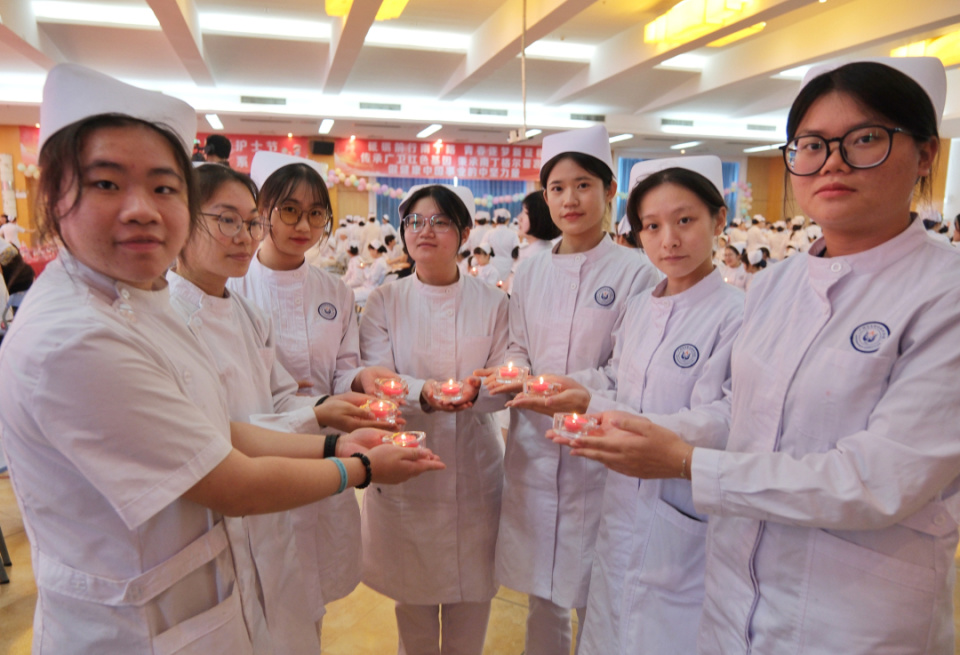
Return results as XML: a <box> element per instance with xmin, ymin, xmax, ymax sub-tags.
<box><xmin>358</xmin><ymin>273</ymin><xmax>509</xmax><ymax>604</ymax></box>
<box><xmin>0</xmin><ymin>253</ymin><xmax>251</xmax><ymax>654</ymax></box>
<box><xmin>473</xmin><ymin>262</ymin><xmax>501</xmax><ymax>287</ymax></box>
<box><xmin>661</xmin><ymin>219</ymin><xmax>960</xmax><ymax>653</ymax></box>
<box><xmin>168</xmin><ymin>272</ymin><xmax>323</xmax><ymax>654</ymax></box>
<box><xmin>482</xmin><ymin>225</ymin><xmax>520</xmax><ymax>280</ymax></box>
<box><xmin>342</xmin><ymin>256</ymin><xmax>365</xmax><ymax>289</ymax></box>
<box><xmin>228</xmin><ymin>256</ymin><xmax>362</xmax><ymax>620</ymax></box>
<box><xmin>495</xmin><ymin>236</ymin><xmax>661</xmax><ymax>608</ymax></box>
<box><xmin>571</xmin><ymin>270</ymin><xmax>743</xmax><ymax>655</ymax></box>
<box><xmin>718</xmin><ymin>263</ymin><xmax>749</xmax><ymax>291</ymax></box>
<box><xmin>0</xmin><ymin>222</ymin><xmax>26</xmax><ymax>248</ymax></box>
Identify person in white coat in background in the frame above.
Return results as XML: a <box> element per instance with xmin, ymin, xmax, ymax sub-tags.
<box><xmin>0</xmin><ymin>63</ymin><xmax>444</xmax><ymax>655</ymax></box>
<box><xmin>512</xmin><ymin>156</ymin><xmax>743</xmax><ymax>655</ymax></box>
<box><xmin>558</xmin><ymin>57</ymin><xmax>960</xmax><ymax>654</ymax></box>
<box><xmin>380</xmin><ymin>213</ymin><xmax>398</xmax><ymax>241</ymax></box>
<box><xmin>470</xmin><ymin>243</ymin><xmax>501</xmax><ymax>287</ymax></box>
<box><xmin>718</xmin><ymin>244</ymin><xmax>749</xmax><ymax>290</ymax></box>
<box><xmin>359</xmin><ymin>183</ymin><xmax>509</xmax><ymax>655</ymax></box>
<box><xmin>170</xmin><ymin>164</ymin><xmax>405</xmax><ymax>653</ymax></box>
<box><xmin>479</xmin><ymin>125</ymin><xmax>661</xmax><ymax>655</ymax></box>
<box><xmin>483</xmin><ymin>209</ymin><xmax>519</xmax><ymax>281</ymax></box>
<box><xmin>229</xmin><ymin>150</ymin><xmax>405</xmax><ymax>638</ymax></box>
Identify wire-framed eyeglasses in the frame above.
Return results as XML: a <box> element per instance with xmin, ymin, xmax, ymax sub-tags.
<box><xmin>201</xmin><ymin>211</ymin><xmax>266</xmax><ymax>241</ymax></box>
<box><xmin>780</xmin><ymin>125</ymin><xmax>910</xmax><ymax>176</ymax></box>
<box><xmin>402</xmin><ymin>213</ymin><xmax>456</xmax><ymax>233</ymax></box>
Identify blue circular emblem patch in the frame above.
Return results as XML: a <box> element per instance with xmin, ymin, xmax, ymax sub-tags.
<box><xmin>318</xmin><ymin>302</ymin><xmax>338</xmax><ymax>320</ymax></box>
<box><xmin>673</xmin><ymin>344</ymin><xmax>699</xmax><ymax>368</ymax></box>
<box><xmin>595</xmin><ymin>286</ymin><xmax>616</xmax><ymax>307</ymax></box>
<box><xmin>850</xmin><ymin>321</ymin><xmax>890</xmax><ymax>353</ymax></box>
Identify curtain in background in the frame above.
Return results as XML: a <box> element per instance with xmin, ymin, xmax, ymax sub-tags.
<box><xmin>722</xmin><ymin>162</ymin><xmax>740</xmax><ymax>223</ymax></box>
<box><xmin>374</xmin><ymin>177</ymin><xmax>528</xmax><ymax>227</ymax></box>
<box><xmin>615</xmin><ymin>157</ymin><xmax>644</xmax><ymax>222</ymax></box>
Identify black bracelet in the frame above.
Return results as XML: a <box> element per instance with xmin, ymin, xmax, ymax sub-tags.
<box><xmin>315</xmin><ymin>394</ymin><xmax>330</xmax><ymax>407</ymax></box>
<box><xmin>351</xmin><ymin>452</ymin><xmax>372</xmax><ymax>489</ymax></box>
<box><xmin>323</xmin><ymin>434</ymin><xmax>340</xmax><ymax>459</ymax></box>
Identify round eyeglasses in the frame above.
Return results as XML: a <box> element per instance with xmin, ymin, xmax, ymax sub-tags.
<box><xmin>201</xmin><ymin>211</ymin><xmax>266</xmax><ymax>241</ymax></box>
<box><xmin>402</xmin><ymin>213</ymin><xmax>456</xmax><ymax>234</ymax></box>
<box><xmin>780</xmin><ymin>125</ymin><xmax>910</xmax><ymax>176</ymax></box>
<box><xmin>274</xmin><ymin>203</ymin><xmax>330</xmax><ymax>228</ymax></box>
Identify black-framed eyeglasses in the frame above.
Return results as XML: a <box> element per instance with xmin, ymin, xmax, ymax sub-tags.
<box><xmin>201</xmin><ymin>211</ymin><xmax>266</xmax><ymax>241</ymax></box>
<box><xmin>780</xmin><ymin>125</ymin><xmax>910</xmax><ymax>176</ymax></box>
<box><xmin>402</xmin><ymin>213</ymin><xmax>455</xmax><ymax>234</ymax></box>
<box><xmin>274</xmin><ymin>203</ymin><xmax>330</xmax><ymax>228</ymax></box>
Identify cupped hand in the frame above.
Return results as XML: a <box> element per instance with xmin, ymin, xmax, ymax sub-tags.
<box><xmin>365</xmin><ymin>444</ymin><xmax>446</xmax><ymax>484</ymax></box>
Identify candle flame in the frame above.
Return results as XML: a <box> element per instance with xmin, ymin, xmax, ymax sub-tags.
<box><xmin>507</xmin><ymin>361</ymin><xmax>514</xmax><ymax>368</ymax></box>
<box><xmin>539</xmin><ymin>376</ymin><xmax>545</xmax><ymax>384</ymax></box>
<box><xmin>448</xmin><ymin>378</ymin><xmax>454</xmax><ymax>385</ymax></box>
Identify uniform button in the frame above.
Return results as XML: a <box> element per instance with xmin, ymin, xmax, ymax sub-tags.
<box><xmin>934</xmin><ymin>514</ymin><xmax>946</xmax><ymax>526</ymax></box>
<box><xmin>830</xmin><ymin>263</ymin><xmax>842</xmax><ymax>273</ymax></box>
<box><xmin>575</xmin><ymin>255</ymin><xmax>583</xmax><ymax>263</ymax></box>
<box><xmin>183</xmin><ymin>370</ymin><xmax>192</xmax><ymax>383</ymax></box>
<box><xmin>120</xmin><ymin>289</ymin><xmax>131</xmax><ymax>299</ymax></box>
<box><xmin>570</xmin><ymin>283</ymin><xmax>577</xmax><ymax>290</ymax></box>
<box><xmin>295</xmin><ymin>298</ymin><xmax>302</xmax><ymax>306</ymax></box>
<box><xmin>446</xmin><ymin>309</ymin><xmax>454</xmax><ymax>317</ymax></box>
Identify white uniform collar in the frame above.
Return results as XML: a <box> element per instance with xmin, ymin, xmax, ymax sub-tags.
<box><xmin>251</xmin><ymin>251</ymin><xmax>309</xmax><ymax>281</ymax></box>
<box><xmin>412</xmin><ymin>269</ymin><xmax>464</xmax><ymax>296</ymax></box>
<box><xmin>59</xmin><ymin>249</ymin><xmax>172</xmax><ymax>316</ymax></box>
<box><xmin>551</xmin><ymin>233</ymin><xmax>615</xmax><ymax>265</ymax></box>
<box><xmin>166</xmin><ymin>270</ymin><xmax>233</xmax><ymax>317</ymax></box>
<box><xmin>806</xmin><ymin>218</ymin><xmax>928</xmax><ymax>276</ymax></box>
<box><xmin>650</xmin><ymin>267</ymin><xmax>725</xmax><ymax>307</ymax></box>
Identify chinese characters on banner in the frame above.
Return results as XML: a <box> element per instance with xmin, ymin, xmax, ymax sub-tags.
<box><xmin>197</xmin><ymin>133</ymin><xmax>311</xmax><ymax>173</ymax></box>
<box><xmin>335</xmin><ymin>138</ymin><xmax>542</xmax><ymax>180</ymax></box>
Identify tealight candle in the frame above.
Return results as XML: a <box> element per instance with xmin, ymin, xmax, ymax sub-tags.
<box><xmin>363</xmin><ymin>399</ymin><xmax>398</xmax><ymax>423</ymax></box>
<box><xmin>375</xmin><ymin>377</ymin><xmax>408</xmax><ymax>399</ymax></box>
<box><xmin>437</xmin><ymin>378</ymin><xmax>463</xmax><ymax>402</ymax></box>
<box><xmin>470</xmin><ymin>267</ymin><xmax>478</xmax><ymax>276</ymax></box>
<box><xmin>383</xmin><ymin>431</ymin><xmax>426</xmax><ymax>448</ymax></box>
<box><xmin>524</xmin><ymin>375</ymin><xmax>558</xmax><ymax>397</ymax></box>
<box><xmin>496</xmin><ymin>361</ymin><xmax>529</xmax><ymax>385</ymax></box>
<box><xmin>553</xmin><ymin>412</ymin><xmax>599</xmax><ymax>439</ymax></box>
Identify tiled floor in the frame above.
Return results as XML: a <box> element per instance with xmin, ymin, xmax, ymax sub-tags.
<box><xmin>0</xmin><ymin>479</ymin><xmax>574</xmax><ymax>654</ymax></box>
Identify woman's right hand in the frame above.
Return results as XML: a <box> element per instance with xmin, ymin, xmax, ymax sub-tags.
<box><xmin>473</xmin><ymin>366</ymin><xmax>523</xmax><ymax>395</ymax></box>
<box><xmin>365</xmin><ymin>444</ymin><xmax>445</xmax><ymax>484</ymax></box>
<box><xmin>315</xmin><ymin>396</ymin><xmax>402</xmax><ymax>432</ymax></box>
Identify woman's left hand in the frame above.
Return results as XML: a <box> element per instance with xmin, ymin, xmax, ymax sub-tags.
<box><xmin>506</xmin><ymin>374</ymin><xmax>591</xmax><ymax>416</ymax></box>
<box><xmin>336</xmin><ymin>427</ymin><xmax>394</xmax><ymax>456</ymax></box>
<box><xmin>421</xmin><ymin>377</ymin><xmax>481</xmax><ymax>413</ymax></box>
<box><xmin>547</xmin><ymin>410</ymin><xmax>695</xmax><ymax>480</ymax></box>
<box><xmin>353</xmin><ymin>366</ymin><xmax>408</xmax><ymax>405</ymax></box>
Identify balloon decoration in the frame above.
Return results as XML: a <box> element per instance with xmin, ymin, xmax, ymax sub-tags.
<box><xmin>324</xmin><ymin>167</ymin><xmax>526</xmax><ymax>208</ymax></box>
<box><xmin>16</xmin><ymin>162</ymin><xmax>40</xmax><ymax>179</ymax></box>
<box><xmin>724</xmin><ymin>181</ymin><xmax>753</xmax><ymax>219</ymax></box>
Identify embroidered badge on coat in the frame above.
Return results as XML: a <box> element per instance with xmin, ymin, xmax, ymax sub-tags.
<box><xmin>318</xmin><ymin>302</ymin><xmax>338</xmax><ymax>320</ymax></box>
<box><xmin>595</xmin><ymin>286</ymin><xmax>616</xmax><ymax>306</ymax></box>
<box><xmin>850</xmin><ymin>322</ymin><xmax>890</xmax><ymax>353</ymax></box>
<box><xmin>673</xmin><ymin>344</ymin><xmax>699</xmax><ymax>368</ymax></box>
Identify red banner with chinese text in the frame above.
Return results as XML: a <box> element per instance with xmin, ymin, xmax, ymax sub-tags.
<box><xmin>197</xmin><ymin>133</ymin><xmax>311</xmax><ymax>173</ymax></box>
<box><xmin>335</xmin><ymin>138</ymin><xmax>541</xmax><ymax>180</ymax></box>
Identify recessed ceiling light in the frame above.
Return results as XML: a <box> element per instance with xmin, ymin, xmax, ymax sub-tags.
<box><xmin>205</xmin><ymin>114</ymin><xmax>224</xmax><ymax>130</ymax></box>
<box><xmin>417</xmin><ymin>124</ymin><xmax>443</xmax><ymax>138</ymax></box>
<box><xmin>671</xmin><ymin>141</ymin><xmax>702</xmax><ymax>150</ymax></box>
<box><xmin>318</xmin><ymin>119</ymin><xmax>335</xmax><ymax>135</ymax></box>
<box><xmin>609</xmin><ymin>134</ymin><xmax>634</xmax><ymax>144</ymax></box>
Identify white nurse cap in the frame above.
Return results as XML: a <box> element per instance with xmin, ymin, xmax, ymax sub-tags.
<box><xmin>474</xmin><ymin>243</ymin><xmax>492</xmax><ymax>255</ymax></box>
<box><xmin>540</xmin><ymin>124</ymin><xmax>613</xmax><ymax>176</ymax></box>
<box><xmin>250</xmin><ymin>151</ymin><xmax>328</xmax><ymax>189</ymax></box>
<box><xmin>617</xmin><ymin>216</ymin><xmax>631</xmax><ymax>235</ymax></box>
<box><xmin>398</xmin><ymin>184</ymin><xmax>476</xmax><ymax>222</ymax></box>
<box><xmin>747</xmin><ymin>249</ymin><xmax>763</xmax><ymax>265</ymax></box>
<box><xmin>475</xmin><ymin>210</ymin><xmax>490</xmax><ymax>221</ymax></box>
<box><xmin>39</xmin><ymin>63</ymin><xmax>197</xmax><ymax>154</ymax></box>
<box><xmin>801</xmin><ymin>57</ymin><xmax>947</xmax><ymax>127</ymax></box>
<box><xmin>368</xmin><ymin>239</ymin><xmax>383</xmax><ymax>250</ymax></box>
<box><xmin>791</xmin><ymin>215</ymin><xmax>806</xmax><ymax>226</ymax></box>
<box><xmin>628</xmin><ymin>155</ymin><xmax>724</xmax><ymax>196</ymax></box>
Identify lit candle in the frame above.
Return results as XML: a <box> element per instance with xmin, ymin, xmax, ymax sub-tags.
<box><xmin>364</xmin><ymin>399</ymin><xmax>398</xmax><ymax>422</ymax></box>
<box><xmin>553</xmin><ymin>412</ymin><xmax>598</xmax><ymax>439</ymax></box>
<box><xmin>496</xmin><ymin>361</ymin><xmax>528</xmax><ymax>385</ymax></box>
<box><xmin>524</xmin><ymin>375</ymin><xmax>557</xmax><ymax>397</ymax></box>
<box><xmin>530</xmin><ymin>376</ymin><xmax>549</xmax><ymax>392</ymax></box>
<box><xmin>470</xmin><ymin>267</ymin><xmax>478</xmax><ymax>276</ymax></box>
<box><xmin>384</xmin><ymin>431</ymin><xmax>426</xmax><ymax>448</ymax></box>
<box><xmin>439</xmin><ymin>378</ymin><xmax>463</xmax><ymax>402</ymax></box>
<box><xmin>376</xmin><ymin>377</ymin><xmax>408</xmax><ymax>399</ymax></box>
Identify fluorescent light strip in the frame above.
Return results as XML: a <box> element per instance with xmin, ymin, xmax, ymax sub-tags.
<box><xmin>523</xmin><ymin>40</ymin><xmax>595</xmax><ymax>61</ymax></box>
<box><xmin>318</xmin><ymin>119</ymin><xmax>335</xmax><ymax>135</ymax></box>
<box><xmin>200</xmin><ymin>13</ymin><xmax>331</xmax><ymax>40</ymax></box>
<box><xmin>671</xmin><ymin>141</ymin><xmax>702</xmax><ymax>149</ymax></box>
<box><xmin>775</xmin><ymin>65</ymin><xmax>814</xmax><ymax>80</ymax></box>
<box><xmin>743</xmin><ymin>143</ymin><xmax>785</xmax><ymax>153</ymax></box>
<box><xmin>417</xmin><ymin>124</ymin><xmax>443</xmax><ymax>138</ymax></box>
<box><xmin>657</xmin><ymin>54</ymin><xmax>708</xmax><ymax>72</ymax></box>
<box><xmin>33</xmin><ymin>1</ymin><xmax>159</xmax><ymax>27</ymax></box>
<box><xmin>524</xmin><ymin>129</ymin><xmax>542</xmax><ymax>138</ymax></box>
<box><xmin>367</xmin><ymin>25</ymin><xmax>465</xmax><ymax>51</ymax></box>
<box><xmin>662</xmin><ymin>124</ymin><xmax>785</xmax><ymax>141</ymax></box>
<box><xmin>205</xmin><ymin>114</ymin><xmax>224</xmax><ymax>130</ymax></box>
<box><xmin>609</xmin><ymin>134</ymin><xmax>634</xmax><ymax>144</ymax></box>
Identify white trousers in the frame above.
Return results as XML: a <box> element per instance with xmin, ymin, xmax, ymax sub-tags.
<box><xmin>395</xmin><ymin>600</ymin><xmax>492</xmax><ymax>655</ymax></box>
<box><xmin>525</xmin><ymin>595</ymin><xmax>586</xmax><ymax>655</ymax></box>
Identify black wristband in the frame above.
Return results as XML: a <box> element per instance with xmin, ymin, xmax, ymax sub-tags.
<box><xmin>315</xmin><ymin>394</ymin><xmax>330</xmax><ymax>407</ymax></box>
<box><xmin>323</xmin><ymin>434</ymin><xmax>340</xmax><ymax>459</ymax></box>
<box><xmin>351</xmin><ymin>452</ymin><xmax>372</xmax><ymax>489</ymax></box>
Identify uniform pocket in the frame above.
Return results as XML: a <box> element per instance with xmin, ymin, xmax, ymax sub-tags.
<box><xmin>152</xmin><ymin>586</ymin><xmax>253</xmax><ymax>655</ymax></box>
<box><xmin>797</xmin><ymin>529</ymin><xmax>936</xmax><ymax>653</ymax></box>
<box><xmin>638</xmin><ymin>496</ymin><xmax>708</xmax><ymax>597</ymax></box>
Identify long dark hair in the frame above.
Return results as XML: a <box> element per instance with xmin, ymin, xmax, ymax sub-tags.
<box><xmin>522</xmin><ymin>190</ymin><xmax>561</xmax><ymax>241</ymax></box>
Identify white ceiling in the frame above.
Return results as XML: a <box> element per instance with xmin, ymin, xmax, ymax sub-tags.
<box><xmin>1</xmin><ymin>0</ymin><xmax>959</xmax><ymax>161</ymax></box>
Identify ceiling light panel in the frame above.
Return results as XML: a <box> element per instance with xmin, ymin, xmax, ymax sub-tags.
<box><xmin>33</xmin><ymin>1</ymin><xmax>159</xmax><ymax>28</ymax></box>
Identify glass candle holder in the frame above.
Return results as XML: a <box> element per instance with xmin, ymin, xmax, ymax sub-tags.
<box><xmin>496</xmin><ymin>361</ymin><xmax>528</xmax><ymax>385</ymax></box>
<box><xmin>362</xmin><ymin>399</ymin><xmax>398</xmax><ymax>423</ymax></box>
<box><xmin>375</xmin><ymin>377</ymin><xmax>408</xmax><ymax>400</ymax></box>
<box><xmin>435</xmin><ymin>378</ymin><xmax>464</xmax><ymax>402</ymax></box>
<box><xmin>552</xmin><ymin>412</ymin><xmax>599</xmax><ymax>440</ymax></box>
<box><xmin>384</xmin><ymin>431</ymin><xmax>426</xmax><ymax>448</ymax></box>
<box><xmin>523</xmin><ymin>375</ymin><xmax>559</xmax><ymax>397</ymax></box>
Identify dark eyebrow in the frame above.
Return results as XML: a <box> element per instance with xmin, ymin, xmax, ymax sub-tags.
<box><xmin>83</xmin><ymin>160</ymin><xmax>183</xmax><ymax>181</ymax></box>
<box><xmin>795</xmin><ymin>121</ymin><xmax>885</xmax><ymax>138</ymax></box>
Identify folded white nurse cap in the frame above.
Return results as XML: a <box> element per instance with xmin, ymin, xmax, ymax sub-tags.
<box><xmin>540</xmin><ymin>125</ymin><xmax>613</xmax><ymax>175</ymax></box>
<box><xmin>747</xmin><ymin>249</ymin><xmax>763</xmax><ymax>265</ymax></box>
<box><xmin>250</xmin><ymin>151</ymin><xmax>328</xmax><ymax>189</ymax></box>
<box><xmin>39</xmin><ymin>63</ymin><xmax>197</xmax><ymax>154</ymax></box>
<box><xmin>628</xmin><ymin>155</ymin><xmax>724</xmax><ymax>196</ymax></box>
<box><xmin>801</xmin><ymin>57</ymin><xmax>946</xmax><ymax>127</ymax></box>
<box><xmin>398</xmin><ymin>184</ymin><xmax>476</xmax><ymax>222</ymax></box>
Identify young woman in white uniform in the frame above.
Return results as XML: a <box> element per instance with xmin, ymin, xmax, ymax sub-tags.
<box><xmin>482</xmin><ymin>125</ymin><xmax>660</xmax><ymax>655</ymax></box>
<box><xmin>520</xmin><ymin>157</ymin><xmax>743</xmax><ymax>654</ymax></box>
<box><xmin>0</xmin><ymin>64</ymin><xmax>444</xmax><ymax>655</ymax></box>
<box><xmin>558</xmin><ymin>57</ymin><xmax>960</xmax><ymax>653</ymax></box>
<box><xmin>229</xmin><ymin>151</ymin><xmax>399</xmax><ymax>632</ymax></box>
<box><xmin>169</xmin><ymin>164</ymin><xmax>399</xmax><ymax>653</ymax></box>
<box><xmin>359</xmin><ymin>184</ymin><xmax>509</xmax><ymax>655</ymax></box>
